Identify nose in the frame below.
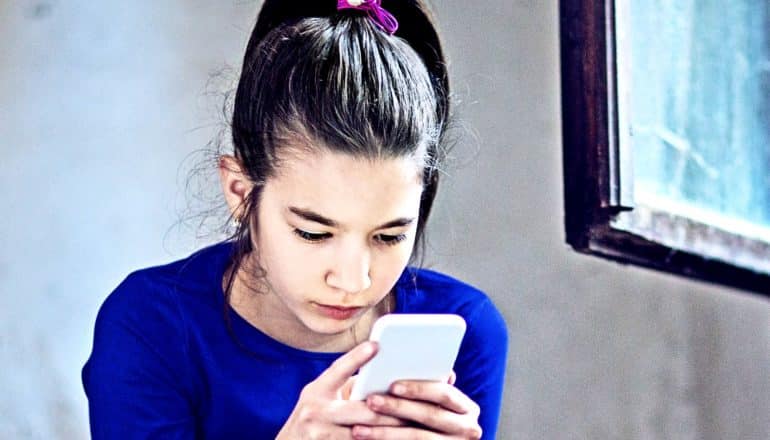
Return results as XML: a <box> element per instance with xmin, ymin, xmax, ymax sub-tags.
<box><xmin>325</xmin><ymin>244</ymin><xmax>372</xmax><ymax>294</ymax></box>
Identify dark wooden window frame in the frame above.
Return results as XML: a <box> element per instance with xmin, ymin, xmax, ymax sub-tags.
<box><xmin>559</xmin><ymin>0</ymin><xmax>770</xmax><ymax>298</ymax></box>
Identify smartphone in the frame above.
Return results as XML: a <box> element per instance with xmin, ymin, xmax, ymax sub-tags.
<box><xmin>348</xmin><ymin>313</ymin><xmax>467</xmax><ymax>400</ymax></box>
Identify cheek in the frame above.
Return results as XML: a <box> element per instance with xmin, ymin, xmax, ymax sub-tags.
<box><xmin>256</xmin><ymin>231</ymin><xmax>322</xmax><ymax>290</ymax></box>
<box><xmin>372</xmin><ymin>243</ymin><xmax>414</xmax><ymax>285</ymax></box>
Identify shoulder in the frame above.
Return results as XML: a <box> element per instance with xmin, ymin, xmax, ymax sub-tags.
<box><xmin>397</xmin><ymin>267</ymin><xmax>485</xmax><ymax>303</ymax></box>
<box><xmin>96</xmin><ymin>241</ymin><xmax>233</xmax><ymax>326</ymax></box>
<box><xmin>86</xmin><ymin>241</ymin><xmax>234</xmax><ymax>376</ymax></box>
<box><xmin>397</xmin><ymin>267</ymin><xmax>503</xmax><ymax>320</ymax></box>
<box><xmin>96</xmin><ymin>268</ymin><xmax>182</xmax><ymax>335</ymax></box>
<box><xmin>396</xmin><ymin>267</ymin><xmax>508</xmax><ymax>342</ymax></box>
<box><xmin>84</xmin><ymin>242</ymin><xmax>233</xmax><ymax>390</ymax></box>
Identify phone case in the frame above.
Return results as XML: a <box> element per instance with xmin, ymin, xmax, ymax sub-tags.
<box><xmin>348</xmin><ymin>313</ymin><xmax>467</xmax><ymax>400</ymax></box>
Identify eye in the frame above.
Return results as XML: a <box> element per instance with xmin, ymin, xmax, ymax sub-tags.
<box><xmin>294</xmin><ymin>229</ymin><xmax>332</xmax><ymax>242</ymax></box>
<box><xmin>375</xmin><ymin>233</ymin><xmax>407</xmax><ymax>246</ymax></box>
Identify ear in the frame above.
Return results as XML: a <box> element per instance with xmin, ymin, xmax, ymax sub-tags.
<box><xmin>218</xmin><ymin>155</ymin><xmax>254</xmax><ymax>220</ymax></box>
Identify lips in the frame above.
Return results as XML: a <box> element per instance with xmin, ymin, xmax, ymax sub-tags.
<box><xmin>315</xmin><ymin>304</ymin><xmax>364</xmax><ymax>320</ymax></box>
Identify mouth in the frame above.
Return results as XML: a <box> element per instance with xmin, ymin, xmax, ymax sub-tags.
<box><xmin>314</xmin><ymin>303</ymin><xmax>365</xmax><ymax>320</ymax></box>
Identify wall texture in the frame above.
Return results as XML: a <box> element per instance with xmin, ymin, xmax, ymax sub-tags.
<box><xmin>1</xmin><ymin>1</ymin><xmax>768</xmax><ymax>439</ymax></box>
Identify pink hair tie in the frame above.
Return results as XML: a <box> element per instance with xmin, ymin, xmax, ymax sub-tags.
<box><xmin>337</xmin><ymin>0</ymin><xmax>399</xmax><ymax>35</ymax></box>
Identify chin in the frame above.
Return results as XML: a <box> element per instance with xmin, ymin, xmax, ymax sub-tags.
<box><xmin>309</xmin><ymin>317</ymin><xmax>358</xmax><ymax>334</ymax></box>
<box><xmin>301</xmin><ymin>312</ymin><xmax>362</xmax><ymax>336</ymax></box>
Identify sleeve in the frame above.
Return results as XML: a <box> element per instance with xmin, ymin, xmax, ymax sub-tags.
<box><xmin>454</xmin><ymin>297</ymin><xmax>509</xmax><ymax>440</ymax></box>
<box><xmin>82</xmin><ymin>273</ymin><xmax>198</xmax><ymax>440</ymax></box>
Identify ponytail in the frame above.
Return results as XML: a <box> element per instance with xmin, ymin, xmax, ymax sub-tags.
<box><xmin>247</xmin><ymin>0</ymin><xmax>449</xmax><ymax>125</ymax></box>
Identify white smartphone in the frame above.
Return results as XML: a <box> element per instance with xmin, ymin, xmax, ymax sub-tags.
<box><xmin>348</xmin><ymin>313</ymin><xmax>467</xmax><ymax>401</ymax></box>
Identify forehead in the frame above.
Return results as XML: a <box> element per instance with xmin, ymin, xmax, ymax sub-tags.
<box><xmin>264</xmin><ymin>149</ymin><xmax>424</xmax><ymax>224</ymax></box>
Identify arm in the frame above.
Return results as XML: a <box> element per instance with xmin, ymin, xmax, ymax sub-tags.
<box><xmin>82</xmin><ymin>274</ymin><xmax>198</xmax><ymax>439</ymax></box>
<box><xmin>454</xmin><ymin>298</ymin><xmax>509</xmax><ymax>439</ymax></box>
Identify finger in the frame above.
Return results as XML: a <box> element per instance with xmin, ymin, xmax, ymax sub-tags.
<box><xmin>315</xmin><ymin>342</ymin><xmax>378</xmax><ymax>392</ymax></box>
<box><xmin>351</xmin><ymin>424</ymin><xmax>447</xmax><ymax>440</ymax></box>
<box><xmin>390</xmin><ymin>381</ymin><xmax>478</xmax><ymax>415</ymax></box>
<box><xmin>325</xmin><ymin>400</ymin><xmax>405</xmax><ymax>427</ymax></box>
<box><xmin>447</xmin><ymin>371</ymin><xmax>457</xmax><ymax>385</ymax></box>
<box><xmin>366</xmin><ymin>394</ymin><xmax>480</xmax><ymax>436</ymax></box>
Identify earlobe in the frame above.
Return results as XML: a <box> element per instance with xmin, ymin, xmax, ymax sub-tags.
<box><xmin>218</xmin><ymin>155</ymin><xmax>253</xmax><ymax>218</ymax></box>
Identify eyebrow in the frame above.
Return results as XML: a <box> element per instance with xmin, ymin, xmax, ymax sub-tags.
<box><xmin>288</xmin><ymin>207</ymin><xmax>415</xmax><ymax>230</ymax></box>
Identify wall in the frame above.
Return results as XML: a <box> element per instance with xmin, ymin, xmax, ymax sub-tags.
<box><xmin>1</xmin><ymin>1</ymin><xmax>768</xmax><ymax>439</ymax></box>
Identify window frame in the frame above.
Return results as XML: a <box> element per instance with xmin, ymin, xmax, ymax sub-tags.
<box><xmin>559</xmin><ymin>0</ymin><xmax>770</xmax><ymax>297</ymax></box>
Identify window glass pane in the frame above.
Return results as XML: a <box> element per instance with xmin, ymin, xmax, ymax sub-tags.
<box><xmin>626</xmin><ymin>0</ymin><xmax>770</xmax><ymax>235</ymax></box>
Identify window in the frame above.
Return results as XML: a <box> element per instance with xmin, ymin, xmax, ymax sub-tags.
<box><xmin>559</xmin><ymin>0</ymin><xmax>770</xmax><ymax>296</ymax></box>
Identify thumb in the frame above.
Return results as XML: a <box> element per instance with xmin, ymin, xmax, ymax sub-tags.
<box><xmin>315</xmin><ymin>341</ymin><xmax>378</xmax><ymax>395</ymax></box>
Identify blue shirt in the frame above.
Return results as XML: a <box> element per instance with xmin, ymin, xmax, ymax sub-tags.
<box><xmin>83</xmin><ymin>242</ymin><xmax>508</xmax><ymax>439</ymax></box>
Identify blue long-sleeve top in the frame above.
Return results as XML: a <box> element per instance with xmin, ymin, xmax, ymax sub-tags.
<box><xmin>82</xmin><ymin>241</ymin><xmax>508</xmax><ymax>439</ymax></box>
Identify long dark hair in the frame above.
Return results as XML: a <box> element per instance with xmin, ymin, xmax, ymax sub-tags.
<box><xmin>223</xmin><ymin>0</ymin><xmax>450</xmax><ymax>307</ymax></box>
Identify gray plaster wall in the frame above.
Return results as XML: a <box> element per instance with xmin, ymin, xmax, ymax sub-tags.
<box><xmin>1</xmin><ymin>1</ymin><xmax>768</xmax><ymax>439</ymax></box>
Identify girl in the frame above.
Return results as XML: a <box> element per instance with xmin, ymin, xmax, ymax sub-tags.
<box><xmin>82</xmin><ymin>1</ymin><xmax>508</xmax><ymax>438</ymax></box>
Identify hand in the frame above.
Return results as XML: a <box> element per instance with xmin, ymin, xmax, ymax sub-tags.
<box><xmin>351</xmin><ymin>373</ymin><xmax>482</xmax><ymax>439</ymax></box>
<box><xmin>275</xmin><ymin>342</ymin><xmax>406</xmax><ymax>440</ymax></box>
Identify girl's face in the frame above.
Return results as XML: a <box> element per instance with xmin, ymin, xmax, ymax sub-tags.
<box><xmin>225</xmin><ymin>148</ymin><xmax>424</xmax><ymax>351</ymax></box>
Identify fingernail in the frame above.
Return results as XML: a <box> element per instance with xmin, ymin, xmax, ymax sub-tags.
<box><xmin>392</xmin><ymin>384</ymin><xmax>406</xmax><ymax>395</ymax></box>
<box><xmin>354</xmin><ymin>425</ymin><xmax>371</xmax><ymax>437</ymax></box>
